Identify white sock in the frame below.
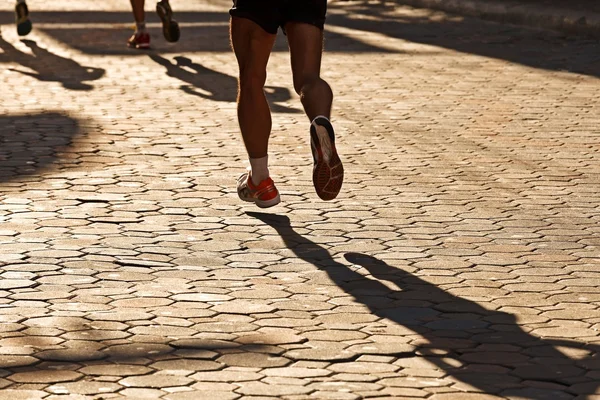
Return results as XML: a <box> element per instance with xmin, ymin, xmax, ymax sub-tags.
<box><xmin>312</xmin><ymin>115</ymin><xmax>330</xmax><ymax>125</ymax></box>
<box><xmin>249</xmin><ymin>156</ymin><xmax>269</xmax><ymax>186</ymax></box>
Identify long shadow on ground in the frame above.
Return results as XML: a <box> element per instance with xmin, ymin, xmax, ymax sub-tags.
<box><xmin>0</xmin><ymin>112</ymin><xmax>82</xmax><ymax>182</ymax></box>
<box><xmin>4</xmin><ymin>6</ymin><xmax>597</xmax><ymax>78</ymax></box>
<box><xmin>149</xmin><ymin>54</ymin><xmax>301</xmax><ymax>113</ymax></box>
<box><xmin>325</xmin><ymin>2</ymin><xmax>600</xmax><ymax>78</ymax></box>
<box><xmin>0</xmin><ymin>37</ymin><xmax>104</xmax><ymax>90</ymax></box>
<box><xmin>8</xmin><ymin>6</ymin><xmax>598</xmax><ymax>77</ymax></box>
<box><xmin>0</xmin><ymin>10</ymin><xmax>393</xmax><ymax>54</ymax></box>
<box><xmin>247</xmin><ymin>211</ymin><xmax>600</xmax><ymax>399</ymax></box>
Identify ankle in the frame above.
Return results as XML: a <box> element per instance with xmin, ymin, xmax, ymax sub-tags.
<box><xmin>249</xmin><ymin>156</ymin><xmax>269</xmax><ymax>186</ymax></box>
<box><xmin>135</xmin><ymin>22</ymin><xmax>147</xmax><ymax>34</ymax></box>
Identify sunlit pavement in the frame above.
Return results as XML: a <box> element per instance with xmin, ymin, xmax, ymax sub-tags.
<box><xmin>0</xmin><ymin>1</ymin><xmax>599</xmax><ymax>399</ymax></box>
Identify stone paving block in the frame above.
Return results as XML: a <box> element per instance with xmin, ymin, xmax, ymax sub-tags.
<box><xmin>150</xmin><ymin>358</ymin><xmax>222</xmax><ymax>373</ymax></box>
<box><xmin>307</xmin><ymin>391</ymin><xmax>361</xmax><ymax>400</ymax></box>
<box><xmin>47</xmin><ymin>381</ymin><xmax>121</xmax><ymax>395</ymax></box>
<box><xmin>217</xmin><ymin>352</ymin><xmax>291</xmax><ymax>368</ymax></box>
<box><xmin>0</xmin><ymin>355</ymin><xmax>39</xmax><ymax>368</ymax></box>
<box><xmin>212</xmin><ymin>301</ymin><xmax>277</xmax><ymax>315</ymax></box>
<box><xmin>35</xmin><ymin>348</ymin><xmax>106</xmax><ymax>362</ymax></box>
<box><xmin>430</xmin><ymin>394</ymin><xmax>504</xmax><ymax>400</ymax></box>
<box><xmin>284</xmin><ymin>341</ymin><xmax>356</xmax><ymax>362</ymax></box>
<box><xmin>119</xmin><ymin>374</ymin><xmax>193</xmax><ymax>388</ymax></box>
<box><xmin>347</xmin><ymin>342</ymin><xmax>415</xmax><ymax>356</ymax></box>
<box><xmin>119</xmin><ymin>388</ymin><xmax>166</xmax><ymax>398</ymax></box>
<box><xmin>78</xmin><ymin>364</ymin><xmax>153</xmax><ymax>376</ymax></box>
<box><xmin>164</xmin><ymin>391</ymin><xmax>241</xmax><ymax>400</ymax></box>
<box><xmin>263</xmin><ymin>367</ymin><xmax>332</xmax><ymax>378</ymax></box>
<box><xmin>236</xmin><ymin>381</ymin><xmax>313</xmax><ymax>396</ymax></box>
<box><xmin>0</xmin><ymin>390</ymin><xmax>48</xmax><ymax>400</ymax></box>
<box><xmin>8</xmin><ymin>370</ymin><xmax>82</xmax><ymax>384</ymax></box>
<box><xmin>190</xmin><ymin>370</ymin><xmax>264</xmax><ymax>382</ymax></box>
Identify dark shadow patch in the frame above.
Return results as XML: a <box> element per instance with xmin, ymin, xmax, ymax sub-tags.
<box><xmin>149</xmin><ymin>54</ymin><xmax>301</xmax><ymax>113</ymax></box>
<box><xmin>0</xmin><ymin>112</ymin><xmax>83</xmax><ymax>181</ymax></box>
<box><xmin>0</xmin><ymin>10</ymin><xmax>395</xmax><ymax>54</ymax></box>
<box><xmin>0</xmin><ymin>38</ymin><xmax>104</xmax><ymax>90</ymax></box>
<box><xmin>247</xmin><ymin>211</ymin><xmax>600</xmax><ymax>399</ymax></box>
<box><xmin>326</xmin><ymin>2</ymin><xmax>600</xmax><ymax>78</ymax></box>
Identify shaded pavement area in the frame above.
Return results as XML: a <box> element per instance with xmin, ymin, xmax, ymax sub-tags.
<box><xmin>0</xmin><ymin>0</ymin><xmax>599</xmax><ymax>399</ymax></box>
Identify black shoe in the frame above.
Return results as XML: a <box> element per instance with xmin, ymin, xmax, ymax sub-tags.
<box><xmin>15</xmin><ymin>1</ymin><xmax>32</xmax><ymax>36</ymax></box>
<box><xmin>156</xmin><ymin>0</ymin><xmax>180</xmax><ymax>43</ymax></box>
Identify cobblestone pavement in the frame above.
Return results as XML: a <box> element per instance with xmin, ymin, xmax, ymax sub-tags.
<box><xmin>0</xmin><ymin>1</ymin><xmax>599</xmax><ymax>399</ymax></box>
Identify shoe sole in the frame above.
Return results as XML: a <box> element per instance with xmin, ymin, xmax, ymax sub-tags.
<box><xmin>311</xmin><ymin>118</ymin><xmax>344</xmax><ymax>201</ymax></box>
<box><xmin>128</xmin><ymin>42</ymin><xmax>150</xmax><ymax>49</ymax></box>
<box><xmin>239</xmin><ymin>191</ymin><xmax>281</xmax><ymax>208</ymax></box>
<box><xmin>15</xmin><ymin>3</ymin><xmax>32</xmax><ymax>36</ymax></box>
<box><xmin>156</xmin><ymin>3</ymin><xmax>180</xmax><ymax>43</ymax></box>
<box><xmin>250</xmin><ymin>194</ymin><xmax>281</xmax><ymax>208</ymax></box>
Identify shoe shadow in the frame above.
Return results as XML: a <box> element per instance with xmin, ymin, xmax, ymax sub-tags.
<box><xmin>0</xmin><ymin>37</ymin><xmax>104</xmax><ymax>90</ymax></box>
<box><xmin>149</xmin><ymin>54</ymin><xmax>301</xmax><ymax>113</ymax></box>
<box><xmin>246</xmin><ymin>211</ymin><xmax>600</xmax><ymax>399</ymax></box>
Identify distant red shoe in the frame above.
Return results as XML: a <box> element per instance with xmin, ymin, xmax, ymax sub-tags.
<box><xmin>237</xmin><ymin>171</ymin><xmax>281</xmax><ymax>208</ymax></box>
<box><xmin>127</xmin><ymin>32</ymin><xmax>150</xmax><ymax>49</ymax></box>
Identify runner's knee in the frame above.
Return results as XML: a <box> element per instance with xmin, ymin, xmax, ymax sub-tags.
<box><xmin>239</xmin><ymin>67</ymin><xmax>267</xmax><ymax>92</ymax></box>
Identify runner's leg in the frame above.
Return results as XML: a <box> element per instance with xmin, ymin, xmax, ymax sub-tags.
<box><xmin>230</xmin><ymin>16</ymin><xmax>281</xmax><ymax>207</ymax></box>
<box><xmin>230</xmin><ymin>16</ymin><xmax>276</xmax><ymax>166</ymax></box>
<box><xmin>128</xmin><ymin>0</ymin><xmax>150</xmax><ymax>48</ymax></box>
<box><xmin>130</xmin><ymin>0</ymin><xmax>145</xmax><ymax>25</ymax></box>
<box><xmin>286</xmin><ymin>22</ymin><xmax>333</xmax><ymax>121</ymax></box>
<box><xmin>286</xmin><ymin>20</ymin><xmax>343</xmax><ymax>200</ymax></box>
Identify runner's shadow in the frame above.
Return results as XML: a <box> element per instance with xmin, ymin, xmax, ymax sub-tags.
<box><xmin>247</xmin><ymin>211</ymin><xmax>600</xmax><ymax>399</ymax></box>
<box><xmin>149</xmin><ymin>54</ymin><xmax>301</xmax><ymax>113</ymax></box>
<box><xmin>0</xmin><ymin>37</ymin><xmax>104</xmax><ymax>90</ymax></box>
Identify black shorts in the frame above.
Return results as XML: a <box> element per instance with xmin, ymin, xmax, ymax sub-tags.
<box><xmin>230</xmin><ymin>0</ymin><xmax>327</xmax><ymax>35</ymax></box>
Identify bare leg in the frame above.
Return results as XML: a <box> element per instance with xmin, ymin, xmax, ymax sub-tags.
<box><xmin>230</xmin><ymin>16</ymin><xmax>277</xmax><ymax>159</ymax></box>
<box><xmin>286</xmin><ymin>22</ymin><xmax>342</xmax><ymax>201</ymax></box>
<box><xmin>285</xmin><ymin>22</ymin><xmax>333</xmax><ymax>121</ymax></box>
<box><xmin>130</xmin><ymin>0</ymin><xmax>145</xmax><ymax>24</ymax></box>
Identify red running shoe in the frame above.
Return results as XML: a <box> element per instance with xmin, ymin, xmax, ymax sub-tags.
<box><xmin>310</xmin><ymin>116</ymin><xmax>344</xmax><ymax>200</ymax></box>
<box><xmin>237</xmin><ymin>171</ymin><xmax>281</xmax><ymax>208</ymax></box>
<box><xmin>127</xmin><ymin>32</ymin><xmax>150</xmax><ymax>49</ymax></box>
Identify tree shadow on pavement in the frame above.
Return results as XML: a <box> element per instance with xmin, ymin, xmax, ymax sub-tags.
<box><xmin>326</xmin><ymin>1</ymin><xmax>600</xmax><ymax>78</ymax></box>
<box><xmin>0</xmin><ymin>337</ymin><xmax>280</xmax><ymax>385</ymax></box>
<box><xmin>0</xmin><ymin>112</ymin><xmax>82</xmax><ymax>182</ymax></box>
<box><xmin>0</xmin><ymin>37</ymin><xmax>104</xmax><ymax>90</ymax></box>
<box><xmin>149</xmin><ymin>54</ymin><xmax>301</xmax><ymax>113</ymax></box>
<box><xmin>247</xmin><ymin>211</ymin><xmax>600</xmax><ymax>399</ymax></box>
